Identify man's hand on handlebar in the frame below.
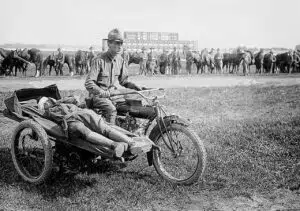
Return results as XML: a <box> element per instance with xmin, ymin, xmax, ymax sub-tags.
<box><xmin>109</xmin><ymin>89</ymin><xmax>122</xmax><ymax>96</ymax></box>
<box><xmin>136</xmin><ymin>86</ymin><xmax>151</xmax><ymax>91</ymax></box>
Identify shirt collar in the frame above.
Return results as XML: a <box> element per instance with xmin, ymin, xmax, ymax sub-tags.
<box><xmin>106</xmin><ymin>51</ymin><xmax>121</xmax><ymax>61</ymax></box>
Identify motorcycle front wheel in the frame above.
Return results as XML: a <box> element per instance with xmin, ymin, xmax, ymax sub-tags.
<box><xmin>151</xmin><ymin>123</ymin><xmax>206</xmax><ymax>185</ymax></box>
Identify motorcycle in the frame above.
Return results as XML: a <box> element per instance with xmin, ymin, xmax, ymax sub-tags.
<box><xmin>4</xmin><ymin>84</ymin><xmax>207</xmax><ymax>185</ymax></box>
<box><xmin>91</xmin><ymin>88</ymin><xmax>207</xmax><ymax>185</ymax></box>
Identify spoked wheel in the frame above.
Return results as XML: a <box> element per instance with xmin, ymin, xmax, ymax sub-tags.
<box><xmin>11</xmin><ymin>120</ymin><xmax>53</xmax><ymax>184</ymax></box>
<box><xmin>152</xmin><ymin>123</ymin><xmax>206</xmax><ymax>185</ymax></box>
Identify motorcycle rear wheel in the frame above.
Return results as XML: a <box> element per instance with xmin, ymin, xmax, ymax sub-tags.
<box><xmin>152</xmin><ymin>123</ymin><xmax>206</xmax><ymax>185</ymax></box>
<box><xmin>11</xmin><ymin>120</ymin><xmax>53</xmax><ymax>184</ymax></box>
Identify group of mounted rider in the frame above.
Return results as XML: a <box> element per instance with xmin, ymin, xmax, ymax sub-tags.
<box><xmin>127</xmin><ymin>46</ymin><xmax>182</xmax><ymax>76</ymax></box>
<box><xmin>190</xmin><ymin>47</ymin><xmax>300</xmax><ymax>75</ymax></box>
<box><xmin>1</xmin><ymin>44</ymin><xmax>300</xmax><ymax>77</ymax></box>
<box><xmin>0</xmin><ymin>46</ymin><xmax>99</xmax><ymax>77</ymax></box>
<box><xmin>126</xmin><ymin>46</ymin><xmax>300</xmax><ymax>76</ymax></box>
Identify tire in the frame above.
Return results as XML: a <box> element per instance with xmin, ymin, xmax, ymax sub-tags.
<box><xmin>151</xmin><ymin>123</ymin><xmax>206</xmax><ymax>185</ymax></box>
<box><xmin>11</xmin><ymin>120</ymin><xmax>53</xmax><ymax>184</ymax></box>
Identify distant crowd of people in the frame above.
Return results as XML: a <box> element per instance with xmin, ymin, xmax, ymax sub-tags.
<box><xmin>1</xmin><ymin>37</ymin><xmax>300</xmax><ymax>77</ymax></box>
<box><xmin>124</xmin><ymin>46</ymin><xmax>300</xmax><ymax>76</ymax></box>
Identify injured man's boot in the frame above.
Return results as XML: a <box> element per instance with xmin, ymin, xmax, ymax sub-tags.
<box><xmin>104</xmin><ymin>127</ymin><xmax>153</xmax><ymax>155</ymax></box>
<box><xmin>111</xmin><ymin>142</ymin><xmax>128</xmax><ymax>158</ymax></box>
<box><xmin>86</xmin><ymin>131</ymin><xmax>128</xmax><ymax>158</ymax></box>
<box><xmin>129</xmin><ymin>137</ymin><xmax>154</xmax><ymax>155</ymax></box>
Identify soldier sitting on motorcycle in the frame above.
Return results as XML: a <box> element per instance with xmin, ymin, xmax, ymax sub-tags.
<box><xmin>85</xmin><ymin>28</ymin><xmax>148</xmax><ymax>124</ymax></box>
<box><xmin>37</xmin><ymin>96</ymin><xmax>149</xmax><ymax>158</ymax></box>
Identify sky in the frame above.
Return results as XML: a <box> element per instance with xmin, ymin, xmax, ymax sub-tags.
<box><xmin>0</xmin><ymin>0</ymin><xmax>299</xmax><ymax>49</ymax></box>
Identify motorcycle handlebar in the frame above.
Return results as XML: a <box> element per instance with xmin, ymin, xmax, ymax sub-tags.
<box><xmin>110</xmin><ymin>88</ymin><xmax>165</xmax><ymax>101</ymax></box>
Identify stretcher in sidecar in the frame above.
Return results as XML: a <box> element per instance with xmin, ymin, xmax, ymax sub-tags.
<box><xmin>3</xmin><ymin>84</ymin><xmax>155</xmax><ymax>184</ymax></box>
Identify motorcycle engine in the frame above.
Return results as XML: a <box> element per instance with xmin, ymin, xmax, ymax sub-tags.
<box><xmin>55</xmin><ymin>143</ymin><xmax>89</xmax><ymax>174</ymax></box>
<box><xmin>116</xmin><ymin>114</ymin><xmax>139</xmax><ymax>133</ymax></box>
<box><xmin>67</xmin><ymin>152</ymin><xmax>83</xmax><ymax>172</ymax></box>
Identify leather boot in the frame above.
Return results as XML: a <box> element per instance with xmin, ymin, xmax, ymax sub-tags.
<box><xmin>86</xmin><ymin>131</ymin><xmax>128</xmax><ymax>158</ymax></box>
<box><xmin>111</xmin><ymin>142</ymin><xmax>128</xmax><ymax>158</ymax></box>
<box><xmin>105</xmin><ymin>127</ymin><xmax>134</xmax><ymax>145</ymax></box>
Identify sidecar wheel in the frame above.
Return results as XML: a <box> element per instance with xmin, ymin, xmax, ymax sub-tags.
<box><xmin>11</xmin><ymin>120</ymin><xmax>53</xmax><ymax>184</ymax></box>
<box><xmin>151</xmin><ymin>123</ymin><xmax>206</xmax><ymax>185</ymax></box>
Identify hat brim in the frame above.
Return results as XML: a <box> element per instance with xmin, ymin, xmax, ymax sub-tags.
<box><xmin>105</xmin><ymin>38</ymin><xmax>124</xmax><ymax>42</ymax></box>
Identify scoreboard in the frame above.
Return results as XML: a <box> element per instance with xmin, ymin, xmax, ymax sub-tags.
<box><xmin>124</xmin><ymin>32</ymin><xmax>179</xmax><ymax>41</ymax></box>
<box><xmin>123</xmin><ymin>31</ymin><xmax>197</xmax><ymax>51</ymax></box>
<box><xmin>102</xmin><ymin>31</ymin><xmax>198</xmax><ymax>51</ymax></box>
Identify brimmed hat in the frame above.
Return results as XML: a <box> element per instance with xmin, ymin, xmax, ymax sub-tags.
<box><xmin>106</xmin><ymin>28</ymin><xmax>123</xmax><ymax>42</ymax></box>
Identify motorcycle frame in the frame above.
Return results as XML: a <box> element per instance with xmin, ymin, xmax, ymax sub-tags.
<box><xmin>112</xmin><ymin>89</ymin><xmax>191</xmax><ymax>166</ymax></box>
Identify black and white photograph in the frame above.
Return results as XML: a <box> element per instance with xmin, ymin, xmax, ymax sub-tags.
<box><xmin>0</xmin><ymin>0</ymin><xmax>300</xmax><ymax>210</ymax></box>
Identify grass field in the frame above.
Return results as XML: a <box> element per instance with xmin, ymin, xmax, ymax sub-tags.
<box><xmin>0</xmin><ymin>83</ymin><xmax>300</xmax><ymax>210</ymax></box>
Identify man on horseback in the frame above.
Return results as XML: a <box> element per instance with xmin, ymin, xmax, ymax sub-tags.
<box><xmin>56</xmin><ymin>47</ymin><xmax>65</xmax><ymax>75</ymax></box>
<box><xmin>85</xmin><ymin>28</ymin><xmax>147</xmax><ymax>124</ymax></box>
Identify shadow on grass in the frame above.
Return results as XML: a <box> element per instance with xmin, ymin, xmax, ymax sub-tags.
<box><xmin>202</xmin><ymin>115</ymin><xmax>300</xmax><ymax>196</ymax></box>
<box><xmin>0</xmin><ymin>147</ymin><xmax>151</xmax><ymax>201</ymax></box>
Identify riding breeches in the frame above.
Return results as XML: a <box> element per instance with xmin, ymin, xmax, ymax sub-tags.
<box><xmin>92</xmin><ymin>96</ymin><xmax>117</xmax><ymax>124</ymax></box>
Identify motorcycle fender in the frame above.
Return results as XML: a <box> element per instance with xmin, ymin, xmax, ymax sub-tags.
<box><xmin>147</xmin><ymin>150</ymin><xmax>153</xmax><ymax>166</ymax></box>
<box><xmin>162</xmin><ymin>115</ymin><xmax>190</xmax><ymax>127</ymax></box>
<box><xmin>147</xmin><ymin>115</ymin><xmax>190</xmax><ymax>166</ymax></box>
<box><xmin>149</xmin><ymin>115</ymin><xmax>190</xmax><ymax>140</ymax></box>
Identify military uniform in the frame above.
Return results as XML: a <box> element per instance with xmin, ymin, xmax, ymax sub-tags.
<box><xmin>85</xmin><ymin>29</ymin><xmax>143</xmax><ymax>123</ymax></box>
<box><xmin>85</xmin><ymin>51</ymin><xmax>141</xmax><ymax>123</ymax></box>
<box><xmin>214</xmin><ymin>49</ymin><xmax>223</xmax><ymax>74</ymax></box>
<box><xmin>293</xmin><ymin>51</ymin><xmax>300</xmax><ymax>72</ymax></box>
<box><xmin>158</xmin><ymin>50</ymin><xmax>169</xmax><ymax>74</ymax></box>
<box><xmin>87</xmin><ymin>48</ymin><xmax>97</xmax><ymax>72</ymax></box>
<box><xmin>56</xmin><ymin>49</ymin><xmax>65</xmax><ymax>75</ymax></box>
<box><xmin>139</xmin><ymin>49</ymin><xmax>148</xmax><ymax>75</ymax></box>
<box><xmin>122</xmin><ymin>49</ymin><xmax>130</xmax><ymax>68</ymax></box>
<box><xmin>185</xmin><ymin>50</ymin><xmax>194</xmax><ymax>74</ymax></box>
<box><xmin>38</xmin><ymin>96</ymin><xmax>134</xmax><ymax>158</ymax></box>
<box><xmin>147</xmin><ymin>49</ymin><xmax>157</xmax><ymax>75</ymax></box>
<box><xmin>170</xmin><ymin>49</ymin><xmax>181</xmax><ymax>75</ymax></box>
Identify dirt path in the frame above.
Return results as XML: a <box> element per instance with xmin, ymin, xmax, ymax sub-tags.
<box><xmin>0</xmin><ymin>74</ymin><xmax>300</xmax><ymax>92</ymax></box>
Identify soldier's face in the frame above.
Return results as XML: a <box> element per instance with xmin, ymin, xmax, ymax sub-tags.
<box><xmin>108</xmin><ymin>40</ymin><xmax>123</xmax><ymax>54</ymax></box>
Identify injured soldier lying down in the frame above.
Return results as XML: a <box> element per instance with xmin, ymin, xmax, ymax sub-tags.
<box><xmin>37</xmin><ymin>96</ymin><xmax>151</xmax><ymax>158</ymax></box>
